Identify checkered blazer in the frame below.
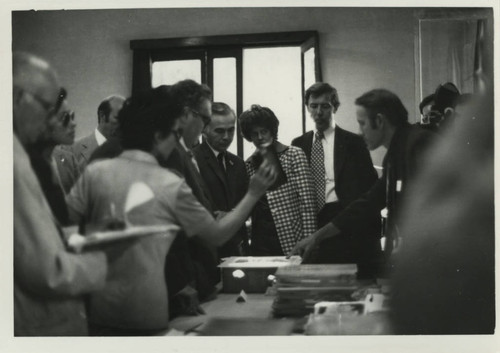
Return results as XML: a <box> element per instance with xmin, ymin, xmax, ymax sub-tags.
<box><xmin>246</xmin><ymin>145</ymin><xmax>317</xmax><ymax>254</ymax></box>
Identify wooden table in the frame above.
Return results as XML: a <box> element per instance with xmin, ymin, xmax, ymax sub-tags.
<box><xmin>167</xmin><ymin>291</ymin><xmax>392</xmax><ymax>335</ymax></box>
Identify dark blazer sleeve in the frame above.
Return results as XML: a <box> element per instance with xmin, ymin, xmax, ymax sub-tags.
<box><xmin>332</xmin><ymin>176</ymin><xmax>386</xmax><ymax>236</ymax></box>
<box><xmin>335</xmin><ymin>128</ymin><xmax>378</xmax><ymax>207</ymax></box>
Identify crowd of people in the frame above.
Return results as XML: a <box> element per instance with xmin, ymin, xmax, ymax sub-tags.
<box><xmin>13</xmin><ymin>51</ymin><xmax>494</xmax><ymax>336</ymax></box>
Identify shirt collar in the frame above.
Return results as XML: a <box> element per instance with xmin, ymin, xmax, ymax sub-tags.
<box><xmin>120</xmin><ymin>149</ymin><xmax>159</xmax><ymax>166</ymax></box>
<box><xmin>94</xmin><ymin>129</ymin><xmax>107</xmax><ymax>146</ymax></box>
<box><xmin>315</xmin><ymin>123</ymin><xmax>335</xmax><ymax>140</ymax></box>
<box><xmin>179</xmin><ymin>137</ymin><xmax>190</xmax><ymax>152</ymax></box>
<box><xmin>206</xmin><ymin>141</ymin><xmax>223</xmax><ymax>158</ymax></box>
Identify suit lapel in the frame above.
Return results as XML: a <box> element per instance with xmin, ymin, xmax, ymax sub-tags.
<box><xmin>202</xmin><ymin>143</ymin><xmax>231</xmax><ymax>200</ymax></box>
<box><xmin>334</xmin><ymin>127</ymin><xmax>347</xmax><ymax>182</ymax></box>
<box><xmin>78</xmin><ymin>134</ymin><xmax>98</xmax><ymax>164</ymax></box>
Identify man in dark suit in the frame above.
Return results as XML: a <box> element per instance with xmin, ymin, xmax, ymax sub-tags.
<box><xmin>292</xmin><ymin>83</ymin><xmax>379</xmax><ymax>267</ymax></box>
<box><xmin>53</xmin><ymin>95</ymin><xmax>124</xmax><ymax>193</ymax></box>
<box><xmin>291</xmin><ymin>89</ymin><xmax>437</xmax><ymax>277</ymax></box>
<box><xmin>193</xmin><ymin>102</ymin><xmax>249</xmax><ymax>258</ymax></box>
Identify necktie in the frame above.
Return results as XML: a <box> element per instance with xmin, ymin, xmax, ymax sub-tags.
<box><xmin>311</xmin><ymin>131</ymin><xmax>326</xmax><ymax>210</ymax></box>
<box><xmin>217</xmin><ymin>152</ymin><xmax>226</xmax><ymax>172</ymax></box>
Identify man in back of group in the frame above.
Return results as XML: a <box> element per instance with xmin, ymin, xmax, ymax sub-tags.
<box><xmin>53</xmin><ymin>94</ymin><xmax>125</xmax><ymax>193</ymax></box>
<box><xmin>417</xmin><ymin>82</ymin><xmax>460</xmax><ymax>134</ymax></box>
<box><xmin>193</xmin><ymin>102</ymin><xmax>249</xmax><ymax>258</ymax></box>
<box><xmin>13</xmin><ymin>52</ymin><xmax>110</xmax><ymax>336</ymax></box>
<box><xmin>291</xmin><ymin>83</ymin><xmax>379</xmax><ymax>270</ymax></box>
<box><xmin>291</xmin><ymin>89</ymin><xmax>437</xmax><ymax>276</ymax></box>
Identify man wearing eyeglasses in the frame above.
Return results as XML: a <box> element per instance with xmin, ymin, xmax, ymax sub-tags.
<box><xmin>164</xmin><ymin>79</ymin><xmax>220</xmax><ymax>304</ymax></box>
<box><xmin>54</xmin><ymin>95</ymin><xmax>125</xmax><ymax>194</ymax></box>
<box><xmin>13</xmin><ymin>52</ymin><xmax>110</xmax><ymax>336</ymax></box>
<box><xmin>291</xmin><ymin>83</ymin><xmax>380</xmax><ymax>272</ymax></box>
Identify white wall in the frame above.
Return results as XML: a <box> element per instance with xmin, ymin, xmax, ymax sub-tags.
<box><xmin>11</xmin><ymin>7</ymin><xmax>475</xmax><ymax>165</ymax></box>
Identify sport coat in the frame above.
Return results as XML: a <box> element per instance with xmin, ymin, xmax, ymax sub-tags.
<box><xmin>14</xmin><ymin>136</ymin><xmax>107</xmax><ymax>336</ymax></box>
<box><xmin>193</xmin><ymin>141</ymin><xmax>248</xmax><ymax>213</ymax></box>
<box><xmin>332</xmin><ymin>124</ymin><xmax>437</xmax><ymax>256</ymax></box>
<box><xmin>53</xmin><ymin>132</ymin><xmax>99</xmax><ymax>194</ymax></box>
<box><xmin>193</xmin><ymin>141</ymin><xmax>249</xmax><ymax>257</ymax></box>
<box><xmin>292</xmin><ymin>126</ymin><xmax>378</xmax><ymax>208</ymax></box>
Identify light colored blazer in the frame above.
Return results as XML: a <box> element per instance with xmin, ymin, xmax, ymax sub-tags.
<box><xmin>53</xmin><ymin>132</ymin><xmax>99</xmax><ymax>194</ymax></box>
<box><xmin>14</xmin><ymin>135</ymin><xmax>107</xmax><ymax>336</ymax></box>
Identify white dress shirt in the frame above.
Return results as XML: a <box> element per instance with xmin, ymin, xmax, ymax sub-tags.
<box><xmin>94</xmin><ymin>129</ymin><xmax>107</xmax><ymax>146</ymax></box>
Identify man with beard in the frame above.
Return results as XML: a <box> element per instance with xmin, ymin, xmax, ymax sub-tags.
<box><xmin>291</xmin><ymin>83</ymin><xmax>380</xmax><ymax>274</ymax></box>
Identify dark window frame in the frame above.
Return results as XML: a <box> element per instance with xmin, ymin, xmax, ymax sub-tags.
<box><xmin>130</xmin><ymin>31</ymin><xmax>322</xmax><ymax>156</ymax></box>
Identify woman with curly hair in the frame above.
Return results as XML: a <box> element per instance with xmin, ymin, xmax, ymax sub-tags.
<box><xmin>239</xmin><ymin>104</ymin><xmax>317</xmax><ymax>256</ymax></box>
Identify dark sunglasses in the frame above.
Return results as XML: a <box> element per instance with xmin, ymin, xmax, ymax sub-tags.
<box><xmin>59</xmin><ymin>110</ymin><xmax>75</xmax><ymax>127</ymax></box>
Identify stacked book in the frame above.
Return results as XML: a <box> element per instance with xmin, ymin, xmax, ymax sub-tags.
<box><xmin>272</xmin><ymin>264</ymin><xmax>372</xmax><ymax>318</ymax></box>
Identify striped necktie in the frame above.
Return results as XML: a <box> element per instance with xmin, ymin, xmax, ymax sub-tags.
<box><xmin>311</xmin><ymin>131</ymin><xmax>326</xmax><ymax>210</ymax></box>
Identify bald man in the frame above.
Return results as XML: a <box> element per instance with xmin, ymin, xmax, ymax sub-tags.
<box><xmin>54</xmin><ymin>95</ymin><xmax>125</xmax><ymax>193</ymax></box>
<box><xmin>13</xmin><ymin>52</ymin><xmax>109</xmax><ymax>336</ymax></box>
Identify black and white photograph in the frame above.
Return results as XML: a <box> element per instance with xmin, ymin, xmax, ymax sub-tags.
<box><xmin>3</xmin><ymin>1</ymin><xmax>498</xmax><ymax>352</ymax></box>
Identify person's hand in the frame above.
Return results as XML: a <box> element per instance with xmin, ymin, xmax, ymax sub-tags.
<box><xmin>248</xmin><ymin>159</ymin><xmax>277</xmax><ymax>197</ymax></box>
<box><xmin>288</xmin><ymin>233</ymin><xmax>319</xmax><ymax>261</ymax></box>
<box><xmin>289</xmin><ymin>223</ymin><xmax>339</xmax><ymax>262</ymax></box>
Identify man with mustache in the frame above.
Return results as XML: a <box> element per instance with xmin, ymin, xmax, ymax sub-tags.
<box><xmin>291</xmin><ymin>83</ymin><xmax>380</xmax><ymax>274</ymax></box>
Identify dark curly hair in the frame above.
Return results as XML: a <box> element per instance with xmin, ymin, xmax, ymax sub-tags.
<box><xmin>118</xmin><ymin>85</ymin><xmax>182</xmax><ymax>151</ymax></box>
<box><xmin>239</xmin><ymin>104</ymin><xmax>279</xmax><ymax>142</ymax></box>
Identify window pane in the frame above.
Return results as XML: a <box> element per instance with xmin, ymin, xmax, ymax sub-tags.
<box><xmin>152</xmin><ymin>60</ymin><xmax>201</xmax><ymax>87</ymax></box>
<box><xmin>242</xmin><ymin>47</ymin><xmax>302</xmax><ymax>161</ymax></box>
<box><xmin>304</xmin><ymin>47</ymin><xmax>317</xmax><ymax>133</ymax></box>
<box><xmin>213</xmin><ymin>58</ymin><xmax>237</xmax><ymax>156</ymax></box>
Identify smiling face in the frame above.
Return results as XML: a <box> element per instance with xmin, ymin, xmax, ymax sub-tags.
<box><xmin>306</xmin><ymin>93</ymin><xmax>335</xmax><ymax>132</ymax></box>
<box><xmin>356</xmin><ymin>105</ymin><xmax>383</xmax><ymax>151</ymax></box>
<box><xmin>203</xmin><ymin>112</ymin><xmax>235</xmax><ymax>152</ymax></box>
<box><xmin>46</xmin><ymin>100</ymin><xmax>76</xmax><ymax>146</ymax></box>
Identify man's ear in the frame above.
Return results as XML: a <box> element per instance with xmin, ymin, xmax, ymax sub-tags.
<box><xmin>374</xmin><ymin>113</ymin><xmax>385</xmax><ymax>129</ymax></box>
<box><xmin>153</xmin><ymin>131</ymin><xmax>164</xmax><ymax>145</ymax></box>
<box><xmin>443</xmin><ymin>107</ymin><xmax>455</xmax><ymax>120</ymax></box>
<box><xmin>97</xmin><ymin>111</ymin><xmax>105</xmax><ymax>124</ymax></box>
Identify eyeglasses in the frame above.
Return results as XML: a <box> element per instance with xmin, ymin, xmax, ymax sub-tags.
<box><xmin>308</xmin><ymin>103</ymin><xmax>333</xmax><ymax>111</ymax></box>
<box><xmin>58</xmin><ymin>110</ymin><xmax>75</xmax><ymax>127</ymax></box>
<box><xmin>19</xmin><ymin>87</ymin><xmax>67</xmax><ymax>116</ymax></box>
<box><xmin>190</xmin><ymin>108</ymin><xmax>211</xmax><ymax>127</ymax></box>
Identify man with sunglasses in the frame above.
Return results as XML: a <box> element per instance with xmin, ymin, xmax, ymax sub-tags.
<box><xmin>13</xmin><ymin>52</ymin><xmax>111</xmax><ymax>336</ymax></box>
<box><xmin>54</xmin><ymin>95</ymin><xmax>125</xmax><ymax>194</ymax></box>
<box><xmin>291</xmin><ymin>83</ymin><xmax>380</xmax><ymax>276</ymax></box>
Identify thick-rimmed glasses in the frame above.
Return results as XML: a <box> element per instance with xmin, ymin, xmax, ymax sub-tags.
<box><xmin>19</xmin><ymin>87</ymin><xmax>67</xmax><ymax>116</ymax></box>
<box><xmin>190</xmin><ymin>108</ymin><xmax>211</xmax><ymax>127</ymax></box>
